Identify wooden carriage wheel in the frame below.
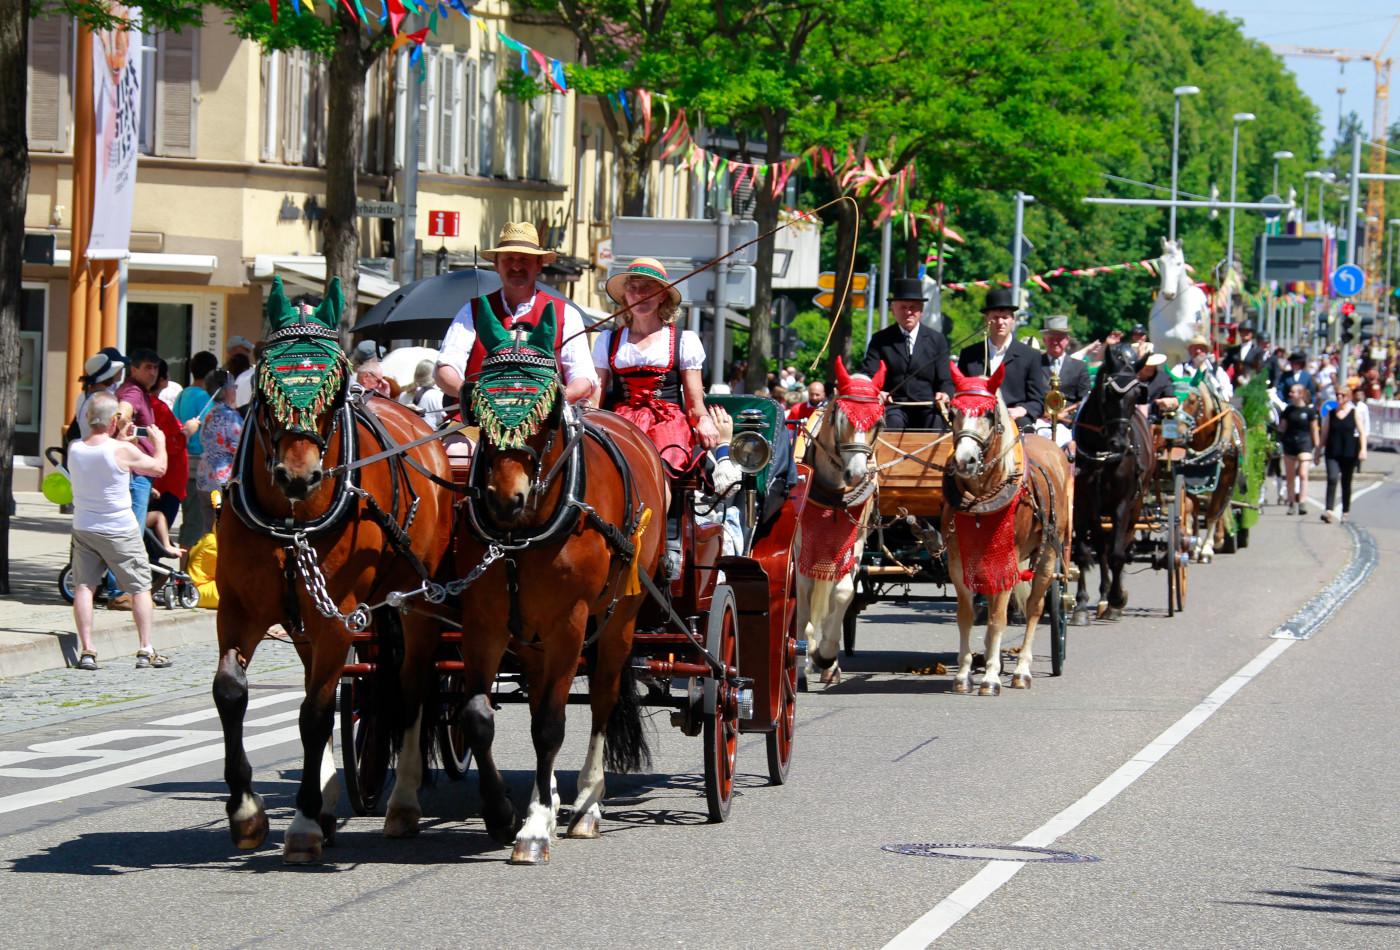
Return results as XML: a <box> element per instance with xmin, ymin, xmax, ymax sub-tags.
<box><xmin>766</xmin><ymin>565</ymin><xmax>799</xmax><ymax>786</ymax></box>
<box><xmin>436</xmin><ymin>672</ymin><xmax>472</xmax><ymax>780</ymax></box>
<box><xmin>704</xmin><ymin>586</ymin><xmax>740</xmax><ymax>823</ymax></box>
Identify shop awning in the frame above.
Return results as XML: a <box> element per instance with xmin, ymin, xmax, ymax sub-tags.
<box><xmin>53</xmin><ymin>250</ymin><xmax>219</xmax><ymax>274</ymax></box>
<box><xmin>251</xmin><ymin>256</ymin><xmax>399</xmax><ymax>304</ymax></box>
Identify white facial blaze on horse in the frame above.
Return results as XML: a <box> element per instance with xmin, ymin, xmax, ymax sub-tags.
<box><xmin>942</xmin><ymin>360</ymin><xmax>1072</xmax><ymax>695</ymax></box>
<box><xmin>1149</xmin><ymin>237</ymin><xmax>1211</xmax><ymax>368</ymax></box>
<box><xmin>795</xmin><ymin>357</ymin><xmax>885</xmax><ymax>686</ymax></box>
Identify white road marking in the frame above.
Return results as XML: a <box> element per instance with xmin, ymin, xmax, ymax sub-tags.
<box><xmin>148</xmin><ymin>689</ymin><xmax>304</xmax><ymax>726</ymax></box>
<box><xmin>884</xmin><ymin>489</ymin><xmax>1383</xmax><ymax>949</ymax></box>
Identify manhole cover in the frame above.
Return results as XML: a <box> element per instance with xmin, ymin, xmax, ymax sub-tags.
<box><xmin>882</xmin><ymin>843</ymin><xmax>1100</xmax><ymax>863</ymax></box>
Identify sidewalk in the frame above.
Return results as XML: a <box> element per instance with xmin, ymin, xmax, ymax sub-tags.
<box><xmin>0</xmin><ymin>492</ymin><xmax>218</xmax><ymax>679</ymax></box>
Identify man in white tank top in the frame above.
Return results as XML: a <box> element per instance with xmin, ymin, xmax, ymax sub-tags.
<box><xmin>68</xmin><ymin>391</ymin><xmax>173</xmax><ymax>670</ymax></box>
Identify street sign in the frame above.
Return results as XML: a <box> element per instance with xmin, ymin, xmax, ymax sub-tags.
<box><xmin>356</xmin><ymin>199</ymin><xmax>402</xmax><ymax>218</ymax></box>
<box><xmin>427</xmin><ymin>210</ymin><xmax>460</xmax><ymax>238</ymax></box>
<box><xmin>607</xmin><ymin>261</ymin><xmax>757</xmax><ymax>309</ymax></box>
<box><xmin>1253</xmin><ymin>236</ymin><xmax>1324</xmax><ymax>283</ymax></box>
<box><xmin>611</xmin><ymin>216</ymin><xmax>759</xmax><ymax>265</ymax></box>
<box><xmin>1008</xmin><ymin>236</ymin><xmax>1034</xmax><ymax>258</ymax></box>
<box><xmin>816</xmin><ymin>271</ymin><xmax>870</xmax><ymax>291</ymax></box>
<box><xmin>1258</xmin><ymin>193</ymin><xmax>1286</xmax><ymax>222</ymax></box>
<box><xmin>812</xmin><ymin>289</ymin><xmax>869</xmax><ymax>311</ymax></box>
<box><xmin>1331</xmin><ymin>263</ymin><xmax>1366</xmax><ymax>297</ymax></box>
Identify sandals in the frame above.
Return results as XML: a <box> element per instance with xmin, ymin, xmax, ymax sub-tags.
<box><xmin>135</xmin><ymin>649</ymin><xmax>173</xmax><ymax>669</ymax></box>
<box><xmin>76</xmin><ymin>651</ymin><xmax>98</xmax><ymax>671</ymax></box>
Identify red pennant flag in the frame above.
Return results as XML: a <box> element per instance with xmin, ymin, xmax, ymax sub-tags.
<box><xmin>388</xmin><ymin>0</ymin><xmax>408</xmax><ymax>35</ymax></box>
<box><xmin>269</xmin><ymin>0</ymin><xmax>278</xmax><ymax>23</ymax></box>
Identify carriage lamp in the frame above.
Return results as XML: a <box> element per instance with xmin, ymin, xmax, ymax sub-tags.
<box><xmin>1162</xmin><ymin>413</ymin><xmax>1180</xmax><ymax>443</ymax></box>
<box><xmin>730</xmin><ymin>408</ymin><xmax>773</xmax><ymax>474</ymax></box>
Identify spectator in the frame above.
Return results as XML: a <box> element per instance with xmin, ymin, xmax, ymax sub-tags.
<box><xmin>73</xmin><ymin>347</ymin><xmax>128</xmax><ymax>439</ymax></box>
<box><xmin>351</xmin><ymin>340</ymin><xmax>392</xmax><ymax>398</ymax></box>
<box><xmin>726</xmin><ymin>361</ymin><xmax>748</xmax><ymax>395</ymax></box>
<box><xmin>174</xmin><ymin>351</ymin><xmax>217</xmax><ymax>546</ymax></box>
<box><xmin>197</xmin><ymin>371</ymin><xmax>244</xmax><ymax>494</ymax></box>
<box><xmin>399</xmin><ymin>359</ymin><xmax>446</xmax><ymax>428</ymax></box>
<box><xmin>787</xmin><ymin>380</ymin><xmax>827</xmax><ymax>422</ymax></box>
<box><xmin>1321</xmin><ymin>382</ymin><xmax>1366</xmax><ymax>524</ymax></box>
<box><xmin>68</xmin><ymin>391</ymin><xmax>172</xmax><ymax>670</ymax></box>
<box><xmin>115</xmin><ymin>348</ymin><xmax>161</xmax><ymax>537</ymax></box>
<box><xmin>147</xmin><ymin>360</ymin><xmax>188</xmax><ymax>559</ymax></box>
<box><xmin>227</xmin><ymin>335</ymin><xmax>256</xmax><ymax>409</ymax></box>
<box><xmin>226</xmin><ymin>351</ymin><xmax>253</xmax><ymax>413</ymax></box>
<box><xmin>1277</xmin><ymin>352</ymin><xmax>1316</xmax><ymax>404</ymax></box>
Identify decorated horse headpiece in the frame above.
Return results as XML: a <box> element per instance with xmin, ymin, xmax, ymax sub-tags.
<box><xmin>832</xmin><ymin>356</ymin><xmax>886</xmax><ymax>432</ymax></box>
<box><xmin>948</xmin><ymin>360</ymin><xmax>1006</xmax><ymax>418</ymax></box>
<box><xmin>469</xmin><ymin>297</ymin><xmax>559</xmax><ymax>450</ymax></box>
<box><xmin>255</xmin><ymin>276</ymin><xmax>350</xmax><ymax>434</ymax></box>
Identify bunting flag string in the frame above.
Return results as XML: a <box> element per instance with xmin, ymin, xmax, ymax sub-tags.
<box><xmin>938</xmin><ymin>257</ymin><xmax>1172</xmax><ymax>294</ymax></box>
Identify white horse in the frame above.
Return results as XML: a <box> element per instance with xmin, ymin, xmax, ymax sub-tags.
<box><xmin>796</xmin><ymin>359</ymin><xmax>884</xmax><ymax>687</ymax></box>
<box><xmin>1149</xmin><ymin>237</ymin><xmax>1210</xmax><ymax>368</ymax></box>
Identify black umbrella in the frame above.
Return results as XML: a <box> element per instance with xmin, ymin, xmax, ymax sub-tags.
<box><xmin>351</xmin><ymin>268</ymin><xmax>501</xmax><ymax>342</ymax></box>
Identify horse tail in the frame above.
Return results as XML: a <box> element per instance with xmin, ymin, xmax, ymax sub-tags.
<box><xmin>369</xmin><ymin>605</ymin><xmax>408</xmax><ymax>753</ymax></box>
<box><xmin>603</xmin><ymin>654</ymin><xmax>652</xmax><ymax>774</ymax></box>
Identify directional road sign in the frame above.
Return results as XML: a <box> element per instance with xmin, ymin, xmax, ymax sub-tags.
<box><xmin>816</xmin><ymin>271</ymin><xmax>870</xmax><ymax>291</ymax></box>
<box><xmin>1331</xmin><ymin>263</ymin><xmax>1366</xmax><ymax>297</ymax></box>
<box><xmin>607</xmin><ymin>261</ymin><xmax>757</xmax><ymax>309</ymax></box>
<box><xmin>611</xmin><ymin>216</ymin><xmax>759</xmax><ymax>265</ymax></box>
<box><xmin>356</xmin><ymin>199</ymin><xmax>402</xmax><ymax>218</ymax></box>
<box><xmin>812</xmin><ymin>289</ymin><xmax>869</xmax><ymax>311</ymax></box>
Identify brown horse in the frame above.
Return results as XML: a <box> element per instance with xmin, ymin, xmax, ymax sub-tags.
<box><xmin>1180</xmin><ymin>379</ymin><xmax>1242</xmax><ymax>562</ymax></box>
<box><xmin>943</xmin><ymin>361</ymin><xmax>1072</xmax><ymax>694</ymax></box>
<box><xmin>214</xmin><ymin>279</ymin><xmax>453</xmax><ymax>863</ymax></box>
<box><xmin>449</xmin><ymin>303</ymin><xmax>667</xmax><ymax>865</ymax></box>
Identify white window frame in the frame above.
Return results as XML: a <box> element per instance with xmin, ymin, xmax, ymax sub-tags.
<box><xmin>464</xmin><ymin>56</ymin><xmax>480</xmax><ymax>176</ymax></box>
<box><xmin>393</xmin><ymin>53</ymin><xmax>408</xmax><ymax>169</ymax></box>
<box><xmin>418</xmin><ymin>47</ymin><xmax>439</xmax><ymax>172</ymax></box>
<box><xmin>137</xmin><ymin>30</ymin><xmax>158</xmax><ymax>156</ymax></box>
<box><xmin>548</xmin><ymin>92</ymin><xmax>566</xmax><ymax>185</ymax></box>
<box><xmin>478</xmin><ymin>52</ymin><xmax>496</xmax><ymax>176</ymax></box>
<box><xmin>440</xmin><ymin>52</ymin><xmax>464</xmax><ymax>174</ymax></box>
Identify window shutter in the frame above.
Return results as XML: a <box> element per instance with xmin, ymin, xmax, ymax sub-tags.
<box><xmin>478</xmin><ymin>53</ymin><xmax>496</xmax><ymax>177</ymax></box>
<box><xmin>155</xmin><ymin>29</ymin><xmax>198</xmax><ymax>157</ymax></box>
<box><xmin>313</xmin><ymin>60</ymin><xmax>328</xmax><ymax>167</ymax></box>
<box><xmin>548</xmin><ymin>93</ymin><xmax>566</xmax><ymax>185</ymax></box>
<box><xmin>418</xmin><ymin>48</ymin><xmax>438</xmax><ymax>171</ymax></box>
<box><xmin>464</xmin><ymin>58</ymin><xmax>479</xmax><ymax>176</ymax></box>
<box><xmin>361</xmin><ymin>56</ymin><xmax>383</xmax><ymax>173</ymax></box>
<box><xmin>260</xmin><ymin>52</ymin><xmax>279</xmax><ymax>162</ymax></box>
<box><xmin>526</xmin><ymin>96</ymin><xmax>544</xmax><ymax>181</ymax></box>
<box><xmin>28</xmin><ymin>16</ymin><xmax>70</xmax><ymax>153</ymax></box>
<box><xmin>440</xmin><ymin>53</ymin><xmax>462</xmax><ymax>174</ymax></box>
<box><xmin>393</xmin><ymin>54</ymin><xmax>408</xmax><ymax>169</ymax></box>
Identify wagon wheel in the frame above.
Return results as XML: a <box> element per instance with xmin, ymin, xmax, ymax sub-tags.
<box><xmin>436</xmin><ymin>672</ymin><xmax>472</xmax><ymax>780</ymax></box>
<box><xmin>766</xmin><ymin>566</ymin><xmax>798</xmax><ymax>786</ymax></box>
<box><xmin>842</xmin><ymin>607</ymin><xmax>858</xmax><ymax>657</ymax></box>
<box><xmin>58</xmin><ymin>563</ymin><xmax>75</xmax><ymax>605</ymax></box>
<box><xmin>1171</xmin><ymin>473</ymin><xmax>1188</xmax><ymax>614</ymax></box>
<box><xmin>1048</xmin><ymin>552</ymin><xmax>1068</xmax><ymax>676</ymax></box>
<box><xmin>340</xmin><ymin>656</ymin><xmax>392</xmax><ymax>816</ymax></box>
<box><xmin>703</xmin><ymin>586</ymin><xmax>740</xmax><ymax>822</ymax></box>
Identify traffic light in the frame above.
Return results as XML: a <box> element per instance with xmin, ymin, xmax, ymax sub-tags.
<box><xmin>1360</xmin><ymin>316</ymin><xmax>1375</xmax><ymax>342</ymax></box>
<box><xmin>1340</xmin><ymin>301</ymin><xmax>1356</xmax><ymax>344</ymax></box>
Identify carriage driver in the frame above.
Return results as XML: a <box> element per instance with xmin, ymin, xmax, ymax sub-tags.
<box><xmin>1172</xmin><ymin>334</ymin><xmax>1233</xmax><ymax>400</ymax></box>
<box><xmin>435</xmin><ymin>222</ymin><xmax>598</xmax><ymax>409</ymax></box>
<box><xmin>859</xmin><ymin>276</ymin><xmax>953</xmax><ymax>428</ymax></box>
<box><xmin>1036</xmin><ymin>314</ymin><xmax>1089</xmax><ymax>448</ymax></box>
<box><xmin>957</xmin><ymin>287</ymin><xmax>1045</xmax><ymax>432</ymax></box>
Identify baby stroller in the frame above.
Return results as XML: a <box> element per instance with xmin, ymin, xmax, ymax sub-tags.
<box><xmin>58</xmin><ymin>529</ymin><xmax>202</xmax><ymax>609</ymax></box>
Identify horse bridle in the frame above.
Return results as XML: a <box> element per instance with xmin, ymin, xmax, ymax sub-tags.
<box><xmin>810</xmin><ymin>397</ymin><xmax>880</xmax><ymax>504</ymax></box>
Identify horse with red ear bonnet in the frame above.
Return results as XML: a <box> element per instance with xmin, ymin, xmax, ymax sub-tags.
<box><xmin>941</xmin><ymin>359</ymin><xmax>1071</xmax><ymax>694</ymax></box>
<box><xmin>796</xmin><ymin>356</ymin><xmax>885</xmax><ymax>685</ymax></box>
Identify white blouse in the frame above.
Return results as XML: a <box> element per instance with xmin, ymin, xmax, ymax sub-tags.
<box><xmin>592</xmin><ymin>327</ymin><xmax>705</xmax><ymax>373</ymax></box>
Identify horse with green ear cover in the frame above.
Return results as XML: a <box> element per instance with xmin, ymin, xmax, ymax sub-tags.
<box><xmin>469</xmin><ymin>296</ymin><xmax>561</xmax><ymax>450</ymax></box>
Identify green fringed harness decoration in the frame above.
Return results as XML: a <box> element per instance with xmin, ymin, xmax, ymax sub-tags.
<box><xmin>469</xmin><ymin>296</ymin><xmax>561</xmax><ymax>450</ymax></box>
<box><xmin>254</xmin><ymin>275</ymin><xmax>350</xmax><ymax>436</ymax></box>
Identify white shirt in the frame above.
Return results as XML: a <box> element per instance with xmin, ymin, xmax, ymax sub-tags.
<box><xmin>591</xmin><ymin>327</ymin><xmax>706</xmax><ymax>373</ymax></box>
<box><xmin>234</xmin><ymin>367</ymin><xmax>254</xmax><ymax>408</ymax></box>
<box><xmin>68</xmin><ymin>437</ymin><xmax>138</xmax><ymax>535</ymax></box>
<box><xmin>986</xmin><ymin>337</ymin><xmax>1012</xmax><ymax>374</ymax></box>
<box><xmin>400</xmin><ymin>385</ymin><xmax>446</xmax><ymax>428</ymax></box>
<box><xmin>436</xmin><ymin>290</ymin><xmax>598</xmax><ymax>391</ymax></box>
<box><xmin>1048</xmin><ymin>355</ymin><xmax>1064</xmax><ymax>375</ymax></box>
<box><xmin>158</xmin><ymin>380</ymin><xmax>183</xmax><ymax>409</ymax></box>
<box><xmin>1172</xmin><ymin>360</ymin><xmax>1233</xmax><ymax>401</ymax></box>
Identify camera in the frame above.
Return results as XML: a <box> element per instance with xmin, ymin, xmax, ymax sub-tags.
<box><xmin>134</xmin><ymin>426</ymin><xmax>150</xmax><ymax>438</ymax></box>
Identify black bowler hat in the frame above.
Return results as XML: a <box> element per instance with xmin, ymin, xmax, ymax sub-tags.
<box><xmin>888</xmin><ymin>277</ymin><xmax>926</xmax><ymax>302</ymax></box>
<box><xmin>981</xmin><ymin>287</ymin><xmax>1017</xmax><ymax>312</ymax></box>
<box><xmin>1130</xmin><ymin>322</ymin><xmax>1149</xmax><ymax>337</ymax></box>
<box><xmin>1238</xmin><ymin>321</ymin><xmax>1255</xmax><ymax>333</ymax></box>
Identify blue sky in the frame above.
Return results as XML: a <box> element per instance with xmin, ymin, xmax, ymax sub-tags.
<box><xmin>1202</xmin><ymin>2</ymin><xmax>1400</xmax><ymax>151</ymax></box>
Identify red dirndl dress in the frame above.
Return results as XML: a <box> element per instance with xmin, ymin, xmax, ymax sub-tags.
<box><xmin>605</xmin><ymin>326</ymin><xmax>698</xmax><ymax>474</ymax></box>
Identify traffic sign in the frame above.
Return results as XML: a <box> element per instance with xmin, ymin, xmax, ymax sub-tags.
<box><xmin>611</xmin><ymin>216</ymin><xmax>759</xmax><ymax>265</ymax></box>
<box><xmin>1258</xmin><ymin>193</ymin><xmax>1286</xmax><ymax>222</ymax></box>
<box><xmin>427</xmin><ymin>210</ymin><xmax>460</xmax><ymax>238</ymax></box>
<box><xmin>607</xmin><ymin>261</ymin><xmax>757</xmax><ymax>309</ymax></box>
<box><xmin>356</xmin><ymin>199</ymin><xmax>401</xmax><ymax>219</ymax></box>
<box><xmin>816</xmin><ymin>271</ymin><xmax>870</xmax><ymax>291</ymax></box>
<box><xmin>1331</xmin><ymin>264</ymin><xmax>1366</xmax><ymax>297</ymax></box>
<box><xmin>812</xmin><ymin>290</ymin><xmax>869</xmax><ymax>311</ymax></box>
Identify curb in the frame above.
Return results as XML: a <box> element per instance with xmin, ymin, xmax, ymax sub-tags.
<box><xmin>0</xmin><ymin>610</ymin><xmax>218</xmax><ymax>680</ymax></box>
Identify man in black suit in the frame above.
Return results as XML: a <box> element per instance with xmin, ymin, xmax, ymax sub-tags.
<box><xmin>1222</xmin><ymin>321</ymin><xmax>1264</xmax><ymax>382</ymax></box>
<box><xmin>957</xmin><ymin>287</ymin><xmax>1045</xmax><ymax>431</ymax></box>
<box><xmin>1036</xmin><ymin>314</ymin><xmax>1089</xmax><ymax>446</ymax></box>
<box><xmin>859</xmin><ymin>277</ymin><xmax>953</xmax><ymax>429</ymax></box>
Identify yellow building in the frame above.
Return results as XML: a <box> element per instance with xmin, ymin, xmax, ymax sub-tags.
<box><xmin>20</xmin><ymin>2</ymin><xmax>701</xmax><ymax>488</ymax></box>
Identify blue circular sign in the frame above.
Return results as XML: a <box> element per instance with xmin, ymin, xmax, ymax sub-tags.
<box><xmin>1331</xmin><ymin>264</ymin><xmax>1366</xmax><ymax>297</ymax></box>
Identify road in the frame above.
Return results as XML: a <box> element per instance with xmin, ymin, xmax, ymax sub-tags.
<box><xmin>1</xmin><ymin>465</ymin><xmax>1396</xmax><ymax>949</ymax></box>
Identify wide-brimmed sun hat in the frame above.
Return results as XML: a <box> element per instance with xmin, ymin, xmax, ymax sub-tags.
<box><xmin>481</xmin><ymin>221</ymin><xmax>557</xmax><ymax>264</ymax></box>
<box><xmin>1187</xmin><ymin>334</ymin><xmax>1210</xmax><ymax>349</ymax></box>
<box><xmin>80</xmin><ymin>350</ymin><xmax>126</xmax><ymax>385</ymax></box>
<box><xmin>606</xmin><ymin>257</ymin><xmax>682</xmax><ymax>308</ymax></box>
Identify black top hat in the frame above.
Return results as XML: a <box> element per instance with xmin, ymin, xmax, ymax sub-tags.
<box><xmin>981</xmin><ymin>287</ymin><xmax>1017</xmax><ymax>312</ymax></box>
<box><xmin>1130</xmin><ymin>322</ymin><xmax>1149</xmax><ymax>337</ymax></box>
<box><xmin>1238</xmin><ymin>321</ymin><xmax>1255</xmax><ymax>333</ymax></box>
<box><xmin>888</xmin><ymin>277</ymin><xmax>926</xmax><ymax>302</ymax></box>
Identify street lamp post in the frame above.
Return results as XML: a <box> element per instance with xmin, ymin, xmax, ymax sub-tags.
<box><xmin>1271</xmin><ymin>150</ymin><xmax>1294</xmax><ymax>196</ymax></box>
<box><xmin>1226</xmin><ymin>112</ymin><xmax>1254</xmax><ymax>278</ymax></box>
<box><xmin>1388</xmin><ymin>219</ymin><xmax>1400</xmax><ymax>319</ymax></box>
<box><xmin>1260</xmin><ymin>150</ymin><xmax>1294</xmax><ymax>300</ymax></box>
<box><xmin>1169</xmin><ymin>85</ymin><xmax>1201</xmax><ymax>241</ymax></box>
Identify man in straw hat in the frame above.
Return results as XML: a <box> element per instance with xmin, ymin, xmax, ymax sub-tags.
<box><xmin>957</xmin><ymin>287</ymin><xmax>1045</xmax><ymax>431</ymax></box>
<box><xmin>1172</xmin><ymin>334</ymin><xmax>1232</xmax><ymax>400</ymax></box>
<box><xmin>859</xmin><ymin>276</ymin><xmax>953</xmax><ymax>429</ymax></box>
<box><xmin>1036</xmin><ymin>315</ymin><xmax>1089</xmax><ymax>448</ymax></box>
<box><xmin>436</xmin><ymin>221</ymin><xmax>598</xmax><ymax>407</ymax></box>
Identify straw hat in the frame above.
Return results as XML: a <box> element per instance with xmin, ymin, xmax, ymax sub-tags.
<box><xmin>481</xmin><ymin>221</ymin><xmax>556</xmax><ymax>264</ymax></box>
<box><xmin>606</xmin><ymin>257</ymin><xmax>682</xmax><ymax>308</ymax></box>
<box><xmin>1187</xmin><ymin>334</ymin><xmax>1210</xmax><ymax>349</ymax></box>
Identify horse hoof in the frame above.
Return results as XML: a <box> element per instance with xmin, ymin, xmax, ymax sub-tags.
<box><xmin>509</xmin><ymin>838</ymin><xmax>550</xmax><ymax>865</ymax></box>
<box><xmin>1010</xmin><ymin>674</ymin><xmax>1032</xmax><ymax>690</ymax></box>
<box><xmin>282</xmin><ymin>831</ymin><xmax>323</xmax><ymax>865</ymax></box>
<box><xmin>485</xmin><ymin>807</ymin><xmax>522</xmax><ymax>846</ymax></box>
<box><xmin>809</xmin><ymin>650</ymin><xmax>837</xmax><ymax>672</ymax></box>
<box><xmin>978</xmin><ymin>681</ymin><xmax>1001</xmax><ymax>697</ymax></box>
<box><xmin>952</xmin><ymin>678</ymin><xmax>973</xmax><ymax>695</ymax></box>
<box><xmin>819</xmin><ymin>666</ymin><xmax>842</xmax><ymax>686</ymax></box>
<box><xmin>1104</xmin><ymin>606</ymin><xmax>1123</xmax><ymax>622</ymax></box>
<box><xmin>318</xmin><ymin>813</ymin><xmax>338</xmax><ymax>846</ymax></box>
<box><xmin>1070</xmin><ymin>610</ymin><xmax>1090</xmax><ymax>627</ymax></box>
<box><xmin>383</xmin><ymin>806</ymin><xmax>421</xmax><ymax>839</ymax></box>
<box><xmin>566</xmin><ymin>812</ymin><xmax>600</xmax><ymax>839</ymax></box>
<box><xmin>1095</xmin><ymin>601</ymin><xmax>1109</xmax><ymax>620</ymax></box>
<box><xmin>229</xmin><ymin>809</ymin><xmax>269</xmax><ymax>851</ymax></box>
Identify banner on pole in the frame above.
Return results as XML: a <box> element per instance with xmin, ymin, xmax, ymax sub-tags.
<box><xmin>88</xmin><ymin>10</ymin><xmax>141</xmax><ymax>259</ymax></box>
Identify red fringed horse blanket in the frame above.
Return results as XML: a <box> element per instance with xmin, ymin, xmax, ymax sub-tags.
<box><xmin>799</xmin><ymin>497</ymin><xmax>870</xmax><ymax>582</ymax></box>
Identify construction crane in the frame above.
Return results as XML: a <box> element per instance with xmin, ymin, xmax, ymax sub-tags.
<box><xmin>1273</xmin><ymin>15</ymin><xmax>1400</xmax><ymax>294</ymax></box>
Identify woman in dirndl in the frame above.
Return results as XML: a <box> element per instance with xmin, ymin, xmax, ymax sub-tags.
<box><xmin>592</xmin><ymin>257</ymin><xmax>721</xmax><ymax>473</ymax></box>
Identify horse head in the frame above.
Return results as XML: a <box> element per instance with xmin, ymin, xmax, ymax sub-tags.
<box><xmin>1090</xmin><ymin>343</ymin><xmax>1144</xmax><ymax>436</ymax></box>
<box><xmin>948</xmin><ymin>360</ymin><xmax>1009</xmax><ymax>478</ymax></box>
<box><xmin>815</xmin><ymin>357</ymin><xmax>885</xmax><ymax>493</ymax></box>
<box><xmin>1158</xmin><ymin>237</ymin><xmax>1186</xmax><ymax>301</ymax></box>
<box><xmin>255</xmin><ymin>277</ymin><xmax>349</xmax><ymax>502</ymax></box>
<box><xmin>471</xmin><ymin>300</ymin><xmax>564</xmax><ymax>528</ymax></box>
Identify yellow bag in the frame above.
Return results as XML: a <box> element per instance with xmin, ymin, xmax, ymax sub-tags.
<box><xmin>186</xmin><ymin>531</ymin><xmax>220</xmax><ymax>609</ymax></box>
